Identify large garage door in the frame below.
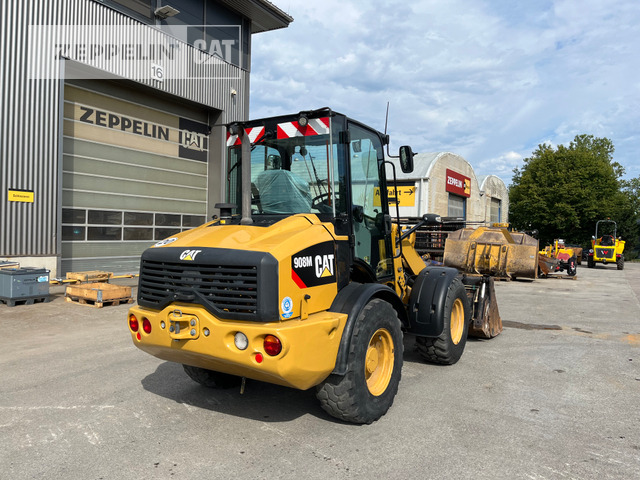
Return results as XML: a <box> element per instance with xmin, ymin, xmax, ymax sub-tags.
<box><xmin>62</xmin><ymin>82</ymin><xmax>211</xmax><ymax>274</ymax></box>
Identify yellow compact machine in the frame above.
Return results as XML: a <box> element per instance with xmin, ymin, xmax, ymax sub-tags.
<box><xmin>587</xmin><ymin>220</ymin><xmax>625</xmax><ymax>270</ymax></box>
<box><xmin>538</xmin><ymin>239</ymin><xmax>578</xmax><ymax>277</ymax></box>
<box><xmin>128</xmin><ymin>108</ymin><xmax>501</xmax><ymax>424</ymax></box>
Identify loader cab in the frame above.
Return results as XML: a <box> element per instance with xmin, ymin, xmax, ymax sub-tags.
<box><xmin>225</xmin><ymin>109</ymin><xmax>407</xmax><ymax>284</ymax></box>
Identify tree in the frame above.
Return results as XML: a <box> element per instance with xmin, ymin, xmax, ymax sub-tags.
<box><xmin>509</xmin><ymin>135</ymin><xmax>638</xmax><ymax>255</ymax></box>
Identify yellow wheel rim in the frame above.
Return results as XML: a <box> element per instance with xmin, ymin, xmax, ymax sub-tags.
<box><xmin>450</xmin><ymin>298</ymin><xmax>464</xmax><ymax>345</ymax></box>
<box><xmin>365</xmin><ymin>328</ymin><xmax>395</xmax><ymax>396</ymax></box>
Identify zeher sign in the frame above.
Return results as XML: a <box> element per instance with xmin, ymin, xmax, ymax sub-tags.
<box><xmin>446</xmin><ymin>169</ymin><xmax>471</xmax><ymax>197</ymax></box>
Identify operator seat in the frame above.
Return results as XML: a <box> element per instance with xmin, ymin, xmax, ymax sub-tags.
<box><xmin>255</xmin><ymin>169</ymin><xmax>312</xmax><ymax>214</ymax></box>
<box><xmin>601</xmin><ymin>235</ymin><xmax>614</xmax><ymax>246</ymax></box>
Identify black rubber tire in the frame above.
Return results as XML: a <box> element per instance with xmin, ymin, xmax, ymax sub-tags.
<box><xmin>566</xmin><ymin>256</ymin><xmax>577</xmax><ymax>276</ymax></box>
<box><xmin>182</xmin><ymin>365</ymin><xmax>241</xmax><ymax>389</ymax></box>
<box><xmin>617</xmin><ymin>255</ymin><xmax>625</xmax><ymax>270</ymax></box>
<box><xmin>315</xmin><ymin>299</ymin><xmax>403</xmax><ymax>424</ymax></box>
<box><xmin>415</xmin><ymin>277</ymin><xmax>470</xmax><ymax>365</ymax></box>
<box><xmin>587</xmin><ymin>256</ymin><xmax>594</xmax><ymax>268</ymax></box>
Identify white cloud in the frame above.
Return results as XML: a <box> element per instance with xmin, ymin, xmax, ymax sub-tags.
<box><xmin>251</xmin><ymin>0</ymin><xmax>640</xmax><ymax>184</ymax></box>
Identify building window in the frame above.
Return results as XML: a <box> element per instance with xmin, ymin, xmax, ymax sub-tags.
<box><xmin>62</xmin><ymin>208</ymin><xmax>204</xmax><ymax>242</ymax></box>
<box><xmin>490</xmin><ymin>198</ymin><xmax>502</xmax><ymax>224</ymax></box>
<box><xmin>101</xmin><ymin>0</ymin><xmax>153</xmax><ymax>21</ymax></box>
<box><xmin>448</xmin><ymin>194</ymin><xmax>466</xmax><ymax>219</ymax></box>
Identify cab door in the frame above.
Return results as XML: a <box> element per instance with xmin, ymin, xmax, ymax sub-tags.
<box><xmin>348</xmin><ymin>123</ymin><xmax>393</xmax><ymax>280</ymax></box>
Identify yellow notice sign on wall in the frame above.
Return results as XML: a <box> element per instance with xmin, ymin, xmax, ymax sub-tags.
<box><xmin>374</xmin><ymin>184</ymin><xmax>416</xmax><ymax>207</ymax></box>
<box><xmin>8</xmin><ymin>189</ymin><xmax>34</xmax><ymax>203</ymax></box>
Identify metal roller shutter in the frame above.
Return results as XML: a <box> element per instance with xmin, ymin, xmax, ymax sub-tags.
<box><xmin>61</xmin><ymin>82</ymin><xmax>211</xmax><ymax>274</ymax></box>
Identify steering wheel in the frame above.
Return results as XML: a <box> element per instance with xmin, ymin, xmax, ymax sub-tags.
<box><xmin>311</xmin><ymin>192</ymin><xmax>339</xmax><ymax>213</ymax></box>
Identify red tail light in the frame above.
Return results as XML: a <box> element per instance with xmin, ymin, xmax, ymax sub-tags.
<box><xmin>142</xmin><ymin>318</ymin><xmax>152</xmax><ymax>334</ymax></box>
<box><xmin>264</xmin><ymin>335</ymin><xmax>282</xmax><ymax>356</ymax></box>
<box><xmin>129</xmin><ymin>314</ymin><xmax>139</xmax><ymax>332</ymax></box>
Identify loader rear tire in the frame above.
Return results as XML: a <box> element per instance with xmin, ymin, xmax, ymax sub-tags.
<box><xmin>182</xmin><ymin>365</ymin><xmax>241</xmax><ymax>389</ymax></box>
<box><xmin>315</xmin><ymin>299</ymin><xmax>403</xmax><ymax>424</ymax></box>
<box><xmin>415</xmin><ymin>277</ymin><xmax>470</xmax><ymax>365</ymax></box>
<box><xmin>617</xmin><ymin>255</ymin><xmax>624</xmax><ymax>270</ymax></box>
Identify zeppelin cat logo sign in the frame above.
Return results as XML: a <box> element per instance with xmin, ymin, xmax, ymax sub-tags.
<box><xmin>291</xmin><ymin>242</ymin><xmax>336</xmax><ymax>288</ymax></box>
<box><xmin>446</xmin><ymin>169</ymin><xmax>471</xmax><ymax>197</ymax></box>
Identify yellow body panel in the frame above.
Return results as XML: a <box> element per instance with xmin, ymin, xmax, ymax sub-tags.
<box><xmin>152</xmin><ymin>214</ymin><xmax>348</xmax><ymax>320</ymax></box>
<box><xmin>129</xmin><ymin>304</ymin><xmax>348</xmax><ymax>390</ymax></box>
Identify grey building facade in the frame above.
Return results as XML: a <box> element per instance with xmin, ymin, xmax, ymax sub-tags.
<box><xmin>0</xmin><ymin>0</ymin><xmax>291</xmax><ymax>276</ymax></box>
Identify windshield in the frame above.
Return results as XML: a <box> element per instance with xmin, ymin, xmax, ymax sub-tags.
<box><xmin>227</xmin><ymin>117</ymin><xmax>344</xmax><ymax>217</ymax></box>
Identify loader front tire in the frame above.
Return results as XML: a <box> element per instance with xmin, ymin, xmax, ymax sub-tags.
<box><xmin>316</xmin><ymin>299</ymin><xmax>403</xmax><ymax>424</ymax></box>
<box><xmin>617</xmin><ymin>255</ymin><xmax>624</xmax><ymax>270</ymax></box>
<box><xmin>415</xmin><ymin>277</ymin><xmax>470</xmax><ymax>365</ymax></box>
<box><xmin>566</xmin><ymin>256</ymin><xmax>577</xmax><ymax>276</ymax></box>
<box><xmin>182</xmin><ymin>365</ymin><xmax>241</xmax><ymax>389</ymax></box>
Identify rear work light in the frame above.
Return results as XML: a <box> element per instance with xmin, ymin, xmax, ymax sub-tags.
<box><xmin>263</xmin><ymin>335</ymin><xmax>282</xmax><ymax>356</ymax></box>
<box><xmin>142</xmin><ymin>318</ymin><xmax>152</xmax><ymax>334</ymax></box>
<box><xmin>129</xmin><ymin>314</ymin><xmax>139</xmax><ymax>332</ymax></box>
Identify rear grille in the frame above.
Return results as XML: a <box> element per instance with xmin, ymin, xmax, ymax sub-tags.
<box><xmin>136</xmin><ymin>247</ymin><xmax>278</xmax><ymax>321</ymax></box>
<box><xmin>140</xmin><ymin>260</ymin><xmax>257</xmax><ymax>313</ymax></box>
<box><xmin>595</xmin><ymin>247</ymin><xmax>615</xmax><ymax>259</ymax></box>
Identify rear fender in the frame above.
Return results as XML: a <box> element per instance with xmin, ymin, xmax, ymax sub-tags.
<box><xmin>406</xmin><ymin>266</ymin><xmax>461</xmax><ymax>337</ymax></box>
<box><xmin>329</xmin><ymin>282</ymin><xmax>407</xmax><ymax>376</ymax></box>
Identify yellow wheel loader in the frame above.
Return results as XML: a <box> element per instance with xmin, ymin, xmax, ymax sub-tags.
<box><xmin>127</xmin><ymin>108</ymin><xmax>502</xmax><ymax>424</ymax></box>
<box><xmin>587</xmin><ymin>219</ymin><xmax>625</xmax><ymax>269</ymax></box>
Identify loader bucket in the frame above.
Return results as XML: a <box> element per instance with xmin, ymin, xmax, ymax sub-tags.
<box><xmin>444</xmin><ymin>227</ymin><xmax>539</xmax><ymax>280</ymax></box>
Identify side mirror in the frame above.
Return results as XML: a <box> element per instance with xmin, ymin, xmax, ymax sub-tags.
<box><xmin>399</xmin><ymin>146</ymin><xmax>414</xmax><ymax>173</ymax></box>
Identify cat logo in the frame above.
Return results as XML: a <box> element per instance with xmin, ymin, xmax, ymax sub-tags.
<box><xmin>291</xmin><ymin>242</ymin><xmax>336</xmax><ymax>289</ymax></box>
<box><xmin>315</xmin><ymin>254</ymin><xmax>335</xmax><ymax>278</ymax></box>
<box><xmin>464</xmin><ymin>178</ymin><xmax>471</xmax><ymax>196</ymax></box>
<box><xmin>180</xmin><ymin>249</ymin><xmax>202</xmax><ymax>261</ymax></box>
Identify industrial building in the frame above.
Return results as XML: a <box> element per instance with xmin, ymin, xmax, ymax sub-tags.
<box><xmin>1</xmin><ymin>0</ymin><xmax>292</xmax><ymax>276</ymax></box>
<box><xmin>391</xmin><ymin>152</ymin><xmax>509</xmax><ymax>225</ymax></box>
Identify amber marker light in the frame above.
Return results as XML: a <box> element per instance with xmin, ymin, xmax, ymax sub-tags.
<box><xmin>129</xmin><ymin>314</ymin><xmax>139</xmax><ymax>332</ymax></box>
<box><xmin>264</xmin><ymin>335</ymin><xmax>282</xmax><ymax>356</ymax></box>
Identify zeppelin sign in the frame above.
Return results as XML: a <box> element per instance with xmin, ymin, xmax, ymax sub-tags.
<box><xmin>446</xmin><ymin>169</ymin><xmax>471</xmax><ymax>197</ymax></box>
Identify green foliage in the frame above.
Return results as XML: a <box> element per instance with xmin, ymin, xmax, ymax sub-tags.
<box><xmin>509</xmin><ymin>135</ymin><xmax>639</xmax><ymax>254</ymax></box>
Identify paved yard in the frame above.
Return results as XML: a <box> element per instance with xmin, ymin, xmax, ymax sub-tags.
<box><xmin>1</xmin><ymin>263</ymin><xmax>638</xmax><ymax>479</ymax></box>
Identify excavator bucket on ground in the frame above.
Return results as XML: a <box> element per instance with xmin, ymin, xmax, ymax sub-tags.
<box><xmin>443</xmin><ymin>227</ymin><xmax>539</xmax><ymax>280</ymax></box>
<box><xmin>463</xmin><ymin>275</ymin><xmax>502</xmax><ymax>338</ymax></box>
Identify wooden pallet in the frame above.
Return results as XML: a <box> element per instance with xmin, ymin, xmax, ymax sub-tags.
<box><xmin>66</xmin><ymin>271</ymin><xmax>113</xmax><ymax>283</ymax></box>
<box><xmin>539</xmin><ymin>274</ymin><xmax>578</xmax><ymax>280</ymax></box>
<box><xmin>0</xmin><ymin>295</ymin><xmax>50</xmax><ymax>307</ymax></box>
<box><xmin>65</xmin><ymin>295</ymin><xmax>133</xmax><ymax>308</ymax></box>
<box><xmin>65</xmin><ymin>283</ymin><xmax>132</xmax><ymax>308</ymax></box>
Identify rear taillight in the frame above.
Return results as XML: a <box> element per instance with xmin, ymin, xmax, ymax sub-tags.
<box><xmin>129</xmin><ymin>314</ymin><xmax>139</xmax><ymax>332</ymax></box>
<box><xmin>264</xmin><ymin>335</ymin><xmax>282</xmax><ymax>356</ymax></box>
<box><xmin>142</xmin><ymin>318</ymin><xmax>152</xmax><ymax>334</ymax></box>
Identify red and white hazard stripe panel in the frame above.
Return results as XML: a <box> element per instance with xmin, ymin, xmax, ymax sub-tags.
<box><xmin>226</xmin><ymin>126</ymin><xmax>265</xmax><ymax>147</ymax></box>
<box><xmin>277</xmin><ymin>117</ymin><xmax>330</xmax><ymax>139</ymax></box>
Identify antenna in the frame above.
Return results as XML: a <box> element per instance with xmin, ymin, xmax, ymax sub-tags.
<box><xmin>384</xmin><ymin>101</ymin><xmax>390</xmax><ymax>136</ymax></box>
<box><xmin>384</xmin><ymin>102</ymin><xmax>398</xmax><ymax>158</ymax></box>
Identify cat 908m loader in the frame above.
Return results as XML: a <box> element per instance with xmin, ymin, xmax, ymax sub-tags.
<box><xmin>127</xmin><ymin>108</ymin><xmax>502</xmax><ymax>424</ymax></box>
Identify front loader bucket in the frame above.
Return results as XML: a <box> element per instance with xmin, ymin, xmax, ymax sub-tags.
<box><xmin>464</xmin><ymin>276</ymin><xmax>502</xmax><ymax>338</ymax></box>
<box><xmin>444</xmin><ymin>227</ymin><xmax>539</xmax><ymax>280</ymax></box>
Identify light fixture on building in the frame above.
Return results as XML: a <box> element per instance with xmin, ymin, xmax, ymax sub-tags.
<box><xmin>154</xmin><ymin>5</ymin><xmax>180</xmax><ymax>19</ymax></box>
<box><xmin>479</xmin><ymin>190</ymin><xmax>485</xmax><ymax>197</ymax></box>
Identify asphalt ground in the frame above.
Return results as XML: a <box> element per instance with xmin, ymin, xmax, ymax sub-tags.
<box><xmin>1</xmin><ymin>263</ymin><xmax>639</xmax><ymax>479</ymax></box>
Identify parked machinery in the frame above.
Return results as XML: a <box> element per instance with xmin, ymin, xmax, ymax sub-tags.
<box><xmin>538</xmin><ymin>239</ymin><xmax>577</xmax><ymax>277</ymax></box>
<box><xmin>587</xmin><ymin>219</ymin><xmax>625</xmax><ymax>270</ymax></box>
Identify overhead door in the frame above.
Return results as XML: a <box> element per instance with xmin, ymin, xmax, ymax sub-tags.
<box><xmin>61</xmin><ymin>82</ymin><xmax>211</xmax><ymax>274</ymax></box>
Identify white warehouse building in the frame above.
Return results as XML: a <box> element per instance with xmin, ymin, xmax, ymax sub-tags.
<box><xmin>389</xmin><ymin>152</ymin><xmax>509</xmax><ymax>225</ymax></box>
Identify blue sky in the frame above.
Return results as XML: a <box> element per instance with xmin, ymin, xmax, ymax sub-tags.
<box><xmin>249</xmin><ymin>0</ymin><xmax>640</xmax><ymax>186</ymax></box>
